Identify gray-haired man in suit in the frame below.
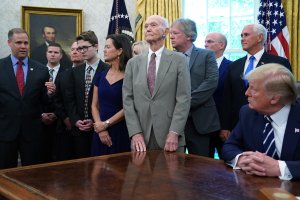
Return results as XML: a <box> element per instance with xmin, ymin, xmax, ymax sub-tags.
<box><xmin>123</xmin><ymin>15</ymin><xmax>191</xmax><ymax>152</ymax></box>
<box><xmin>170</xmin><ymin>18</ymin><xmax>220</xmax><ymax>157</ymax></box>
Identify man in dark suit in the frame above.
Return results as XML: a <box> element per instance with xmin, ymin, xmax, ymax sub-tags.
<box><xmin>41</xmin><ymin>42</ymin><xmax>70</xmax><ymax>162</ymax></box>
<box><xmin>0</xmin><ymin>28</ymin><xmax>55</xmax><ymax>169</ymax></box>
<box><xmin>31</xmin><ymin>25</ymin><xmax>72</xmax><ymax>67</ymax></box>
<box><xmin>222</xmin><ymin>63</ymin><xmax>300</xmax><ymax>180</ymax></box>
<box><xmin>205</xmin><ymin>32</ymin><xmax>232</xmax><ymax>158</ymax></box>
<box><xmin>123</xmin><ymin>15</ymin><xmax>191</xmax><ymax>152</ymax></box>
<box><xmin>66</xmin><ymin>31</ymin><xmax>109</xmax><ymax>158</ymax></box>
<box><xmin>170</xmin><ymin>18</ymin><xmax>219</xmax><ymax>157</ymax></box>
<box><xmin>220</xmin><ymin>23</ymin><xmax>292</xmax><ymax>142</ymax></box>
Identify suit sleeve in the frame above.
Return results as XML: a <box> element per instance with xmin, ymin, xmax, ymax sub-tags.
<box><xmin>123</xmin><ymin>59</ymin><xmax>143</xmax><ymax>137</ymax></box>
<box><xmin>222</xmin><ymin>107</ymin><xmax>245</xmax><ymax>161</ymax></box>
<box><xmin>169</xmin><ymin>55</ymin><xmax>191</xmax><ymax>135</ymax></box>
<box><xmin>285</xmin><ymin>161</ymin><xmax>300</xmax><ymax>180</ymax></box>
<box><xmin>220</xmin><ymin>63</ymin><xmax>233</xmax><ymax>130</ymax></box>
<box><xmin>190</xmin><ymin>50</ymin><xmax>218</xmax><ymax>108</ymax></box>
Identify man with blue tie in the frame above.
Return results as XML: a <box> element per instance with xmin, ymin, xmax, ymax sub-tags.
<box><xmin>222</xmin><ymin>63</ymin><xmax>300</xmax><ymax>180</ymax></box>
<box><xmin>220</xmin><ymin>24</ymin><xmax>292</xmax><ymax>143</ymax></box>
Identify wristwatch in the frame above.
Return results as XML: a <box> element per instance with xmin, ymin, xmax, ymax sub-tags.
<box><xmin>103</xmin><ymin>120</ymin><xmax>110</xmax><ymax>129</ymax></box>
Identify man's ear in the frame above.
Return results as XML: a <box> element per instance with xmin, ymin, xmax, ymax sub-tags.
<box><xmin>270</xmin><ymin>95</ymin><xmax>281</xmax><ymax>105</ymax></box>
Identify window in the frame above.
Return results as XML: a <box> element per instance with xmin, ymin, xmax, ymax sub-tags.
<box><xmin>183</xmin><ymin>0</ymin><xmax>259</xmax><ymax>60</ymax></box>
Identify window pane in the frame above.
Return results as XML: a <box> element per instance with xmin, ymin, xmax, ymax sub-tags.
<box><xmin>231</xmin><ymin>0</ymin><xmax>254</xmax><ymax>16</ymax></box>
<box><xmin>229</xmin><ymin>16</ymin><xmax>253</xmax><ymax>49</ymax></box>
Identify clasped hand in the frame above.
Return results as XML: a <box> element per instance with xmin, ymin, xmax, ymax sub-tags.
<box><xmin>237</xmin><ymin>151</ymin><xmax>280</xmax><ymax>177</ymax></box>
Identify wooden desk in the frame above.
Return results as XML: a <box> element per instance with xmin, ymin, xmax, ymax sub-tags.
<box><xmin>0</xmin><ymin>151</ymin><xmax>299</xmax><ymax>200</ymax></box>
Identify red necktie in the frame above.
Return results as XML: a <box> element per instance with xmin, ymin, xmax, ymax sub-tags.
<box><xmin>16</xmin><ymin>60</ymin><xmax>25</xmax><ymax>96</ymax></box>
<box><xmin>147</xmin><ymin>53</ymin><xmax>156</xmax><ymax>96</ymax></box>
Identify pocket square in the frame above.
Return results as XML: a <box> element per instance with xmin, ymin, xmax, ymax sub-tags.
<box><xmin>295</xmin><ymin>128</ymin><xmax>299</xmax><ymax>133</ymax></box>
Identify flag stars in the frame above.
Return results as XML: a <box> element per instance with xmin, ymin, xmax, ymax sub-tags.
<box><xmin>267</xmin><ymin>10</ymin><xmax>272</xmax><ymax>17</ymax></box>
<box><xmin>121</xmin><ymin>14</ymin><xmax>124</xmax><ymax>18</ymax></box>
<box><xmin>274</xmin><ymin>10</ymin><xmax>278</xmax><ymax>16</ymax></box>
<box><xmin>274</xmin><ymin>2</ymin><xmax>278</xmax><ymax>7</ymax></box>
<box><xmin>272</xmin><ymin>19</ymin><xmax>278</xmax><ymax>26</ymax></box>
<box><xmin>280</xmin><ymin>12</ymin><xmax>284</xmax><ymax>18</ymax></box>
<box><xmin>271</xmin><ymin>29</ymin><xmax>276</xmax><ymax>34</ymax></box>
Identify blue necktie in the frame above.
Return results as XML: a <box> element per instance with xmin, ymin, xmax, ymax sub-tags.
<box><xmin>263</xmin><ymin>116</ymin><xmax>279</xmax><ymax>159</ymax></box>
<box><xmin>244</xmin><ymin>56</ymin><xmax>255</xmax><ymax>86</ymax></box>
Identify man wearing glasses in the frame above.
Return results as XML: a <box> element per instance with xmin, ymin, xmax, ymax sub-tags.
<box><xmin>65</xmin><ymin>30</ymin><xmax>109</xmax><ymax>158</ymax></box>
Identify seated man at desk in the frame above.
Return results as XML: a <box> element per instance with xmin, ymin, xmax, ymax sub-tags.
<box><xmin>222</xmin><ymin>63</ymin><xmax>300</xmax><ymax>181</ymax></box>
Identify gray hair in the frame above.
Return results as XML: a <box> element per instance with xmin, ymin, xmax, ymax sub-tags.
<box><xmin>252</xmin><ymin>24</ymin><xmax>267</xmax><ymax>45</ymax></box>
<box><xmin>8</xmin><ymin>28</ymin><xmax>28</xmax><ymax>40</ymax></box>
<box><xmin>171</xmin><ymin>18</ymin><xmax>197</xmax><ymax>42</ymax></box>
<box><xmin>247</xmin><ymin>63</ymin><xmax>298</xmax><ymax>105</ymax></box>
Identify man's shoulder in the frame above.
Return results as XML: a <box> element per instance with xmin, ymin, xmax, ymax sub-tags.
<box><xmin>0</xmin><ymin>56</ymin><xmax>10</xmax><ymax>64</ymax></box>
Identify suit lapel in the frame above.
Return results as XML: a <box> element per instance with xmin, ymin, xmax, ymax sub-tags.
<box><xmin>23</xmin><ymin>59</ymin><xmax>37</xmax><ymax>98</ymax></box>
<box><xmin>4</xmin><ymin>57</ymin><xmax>21</xmax><ymax>98</ymax></box>
<box><xmin>152</xmin><ymin>49</ymin><xmax>172</xmax><ymax>97</ymax></box>
<box><xmin>189</xmin><ymin>47</ymin><xmax>198</xmax><ymax>70</ymax></box>
<box><xmin>140</xmin><ymin>52</ymin><xmax>151</xmax><ymax>97</ymax></box>
<box><xmin>281</xmin><ymin>104</ymin><xmax>300</xmax><ymax>160</ymax></box>
<box><xmin>257</xmin><ymin>51</ymin><xmax>268</xmax><ymax>67</ymax></box>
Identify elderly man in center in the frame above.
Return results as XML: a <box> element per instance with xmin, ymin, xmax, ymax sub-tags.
<box><xmin>123</xmin><ymin>15</ymin><xmax>191</xmax><ymax>152</ymax></box>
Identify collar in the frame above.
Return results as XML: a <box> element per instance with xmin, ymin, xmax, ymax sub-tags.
<box><xmin>269</xmin><ymin>104</ymin><xmax>291</xmax><ymax>126</ymax></box>
<box><xmin>247</xmin><ymin>48</ymin><xmax>264</xmax><ymax>62</ymax></box>
<box><xmin>148</xmin><ymin>46</ymin><xmax>164</xmax><ymax>57</ymax></box>
<box><xmin>11</xmin><ymin>55</ymin><xmax>28</xmax><ymax>66</ymax></box>
<box><xmin>85</xmin><ymin>59</ymin><xmax>100</xmax><ymax>71</ymax></box>
<box><xmin>216</xmin><ymin>56</ymin><xmax>224</xmax><ymax>67</ymax></box>
<box><xmin>183</xmin><ymin>45</ymin><xmax>193</xmax><ymax>57</ymax></box>
<box><xmin>47</xmin><ymin>64</ymin><xmax>60</xmax><ymax>72</ymax></box>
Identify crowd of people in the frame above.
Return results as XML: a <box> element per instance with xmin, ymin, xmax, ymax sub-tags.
<box><xmin>0</xmin><ymin>14</ymin><xmax>299</xmax><ymax>180</ymax></box>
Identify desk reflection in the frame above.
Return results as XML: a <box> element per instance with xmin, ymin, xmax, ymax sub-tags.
<box><xmin>0</xmin><ymin>151</ymin><xmax>299</xmax><ymax>200</ymax></box>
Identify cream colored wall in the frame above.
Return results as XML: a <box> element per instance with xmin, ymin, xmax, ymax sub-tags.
<box><xmin>0</xmin><ymin>0</ymin><xmax>136</xmax><ymax>59</ymax></box>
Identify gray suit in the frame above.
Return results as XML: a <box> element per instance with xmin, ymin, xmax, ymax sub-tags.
<box><xmin>185</xmin><ymin>46</ymin><xmax>220</xmax><ymax>156</ymax></box>
<box><xmin>123</xmin><ymin>48</ymin><xmax>191</xmax><ymax>148</ymax></box>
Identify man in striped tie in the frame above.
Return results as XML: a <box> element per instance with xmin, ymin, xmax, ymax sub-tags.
<box><xmin>222</xmin><ymin>63</ymin><xmax>300</xmax><ymax>181</ymax></box>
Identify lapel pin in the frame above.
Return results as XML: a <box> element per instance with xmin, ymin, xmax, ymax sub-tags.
<box><xmin>30</xmin><ymin>68</ymin><xmax>33</xmax><ymax>71</ymax></box>
<box><xmin>295</xmin><ymin>128</ymin><xmax>299</xmax><ymax>133</ymax></box>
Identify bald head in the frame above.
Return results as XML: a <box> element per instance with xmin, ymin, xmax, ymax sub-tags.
<box><xmin>205</xmin><ymin>32</ymin><xmax>227</xmax><ymax>58</ymax></box>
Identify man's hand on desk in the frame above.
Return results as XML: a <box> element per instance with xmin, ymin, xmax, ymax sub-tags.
<box><xmin>237</xmin><ymin>151</ymin><xmax>280</xmax><ymax>177</ymax></box>
<box><xmin>131</xmin><ymin>133</ymin><xmax>146</xmax><ymax>152</ymax></box>
<box><xmin>164</xmin><ymin>131</ymin><xmax>178</xmax><ymax>152</ymax></box>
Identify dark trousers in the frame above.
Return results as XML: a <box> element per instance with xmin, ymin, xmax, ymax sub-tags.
<box><xmin>185</xmin><ymin>118</ymin><xmax>216</xmax><ymax>158</ymax></box>
<box><xmin>209</xmin><ymin>131</ymin><xmax>223</xmax><ymax>159</ymax></box>
<box><xmin>0</xmin><ymin>135</ymin><xmax>42</xmax><ymax>169</ymax></box>
<box><xmin>71</xmin><ymin>128</ymin><xmax>92</xmax><ymax>159</ymax></box>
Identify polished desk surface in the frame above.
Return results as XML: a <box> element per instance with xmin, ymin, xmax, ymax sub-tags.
<box><xmin>0</xmin><ymin>151</ymin><xmax>299</xmax><ymax>200</ymax></box>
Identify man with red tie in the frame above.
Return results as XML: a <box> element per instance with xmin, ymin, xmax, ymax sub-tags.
<box><xmin>0</xmin><ymin>28</ymin><xmax>55</xmax><ymax>169</ymax></box>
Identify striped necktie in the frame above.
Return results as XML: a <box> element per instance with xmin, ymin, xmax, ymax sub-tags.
<box><xmin>147</xmin><ymin>53</ymin><xmax>156</xmax><ymax>96</ymax></box>
<box><xmin>84</xmin><ymin>66</ymin><xmax>93</xmax><ymax>119</ymax></box>
<box><xmin>263</xmin><ymin>116</ymin><xmax>279</xmax><ymax>159</ymax></box>
<box><xmin>16</xmin><ymin>60</ymin><xmax>24</xmax><ymax>96</ymax></box>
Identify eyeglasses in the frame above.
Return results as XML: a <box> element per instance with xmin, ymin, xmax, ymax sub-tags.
<box><xmin>77</xmin><ymin>45</ymin><xmax>94</xmax><ymax>53</ymax></box>
<box><xmin>205</xmin><ymin>40</ymin><xmax>222</xmax><ymax>44</ymax></box>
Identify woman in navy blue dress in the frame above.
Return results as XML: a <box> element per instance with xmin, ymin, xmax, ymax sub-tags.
<box><xmin>91</xmin><ymin>34</ymin><xmax>132</xmax><ymax>156</ymax></box>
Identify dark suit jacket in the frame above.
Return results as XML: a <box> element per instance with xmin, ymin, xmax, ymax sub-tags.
<box><xmin>220</xmin><ymin>52</ymin><xmax>292</xmax><ymax>131</ymax></box>
<box><xmin>222</xmin><ymin>102</ymin><xmax>300</xmax><ymax>180</ymax></box>
<box><xmin>31</xmin><ymin>43</ymin><xmax>72</xmax><ymax>67</ymax></box>
<box><xmin>0</xmin><ymin>56</ymin><xmax>49</xmax><ymax>141</ymax></box>
<box><xmin>66</xmin><ymin>60</ymin><xmax>109</xmax><ymax>126</ymax></box>
<box><xmin>213</xmin><ymin>57</ymin><xmax>232</xmax><ymax>113</ymax></box>
<box><xmin>44</xmin><ymin>65</ymin><xmax>71</xmax><ymax>113</ymax></box>
<box><xmin>189</xmin><ymin>46</ymin><xmax>220</xmax><ymax>134</ymax></box>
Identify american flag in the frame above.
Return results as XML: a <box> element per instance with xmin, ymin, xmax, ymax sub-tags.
<box><xmin>107</xmin><ymin>0</ymin><xmax>134</xmax><ymax>42</ymax></box>
<box><xmin>257</xmin><ymin>0</ymin><xmax>290</xmax><ymax>59</ymax></box>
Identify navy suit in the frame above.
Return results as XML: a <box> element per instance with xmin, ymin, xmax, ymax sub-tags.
<box><xmin>211</xmin><ymin>57</ymin><xmax>232</xmax><ymax>158</ymax></box>
<box><xmin>220</xmin><ymin>52</ymin><xmax>292</xmax><ymax>131</ymax></box>
<box><xmin>0</xmin><ymin>55</ymin><xmax>49</xmax><ymax>168</ymax></box>
<box><xmin>222</xmin><ymin>103</ymin><xmax>300</xmax><ymax>180</ymax></box>
<box><xmin>65</xmin><ymin>60</ymin><xmax>109</xmax><ymax>158</ymax></box>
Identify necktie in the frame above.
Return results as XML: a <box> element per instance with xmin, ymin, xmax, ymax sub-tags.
<box><xmin>16</xmin><ymin>60</ymin><xmax>25</xmax><ymax>96</ymax></box>
<box><xmin>263</xmin><ymin>116</ymin><xmax>279</xmax><ymax>159</ymax></box>
<box><xmin>49</xmin><ymin>69</ymin><xmax>55</xmax><ymax>82</ymax></box>
<box><xmin>147</xmin><ymin>53</ymin><xmax>156</xmax><ymax>96</ymax></box>
<box><xmin>84</xmin><ymin>66</ymin><xmax>93</xmax><ymax>119</ymax></box>
<box><xmin>244</xmin><ymin>55</ymin><xmax>255</xmax><ymax>86</ymax></box>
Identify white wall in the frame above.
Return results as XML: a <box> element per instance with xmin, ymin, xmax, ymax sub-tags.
<box><xmin>0</xmin><ymin>0</ymin><xmax>136</xmax><ymax>59</ymax></box>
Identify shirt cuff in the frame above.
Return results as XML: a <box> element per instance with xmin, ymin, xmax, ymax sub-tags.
<box><xmin>225</xmin><ymin>153</ymin><xmax>242</xmax><ymax>169</ymax></box>
<box><xmin>278</xmin><ymin>161</ymin><xmax>293</xmax><ymax>180</ymax></box>
<box><xmin>169</xmin><ymin>131</ymin><xmax>179</xmax><ymax>135</ymax></box>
